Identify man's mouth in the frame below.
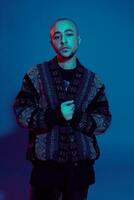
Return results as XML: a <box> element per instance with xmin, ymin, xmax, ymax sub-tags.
<box><xmin>60</xmin><ymin>47</ymin><xmax>70</xmax><ymax>50</ymax></box>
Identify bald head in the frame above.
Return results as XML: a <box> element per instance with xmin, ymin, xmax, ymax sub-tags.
<box><xmin>50</xmin><ymin>18</ymin><xmax>79</xmax><ymax>38</ymax></box>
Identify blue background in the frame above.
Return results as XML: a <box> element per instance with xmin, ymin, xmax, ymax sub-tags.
<box><xmin>0</xmin><ymin>0</ymin><xmax>134</xmax><ymax>199</ymax></box>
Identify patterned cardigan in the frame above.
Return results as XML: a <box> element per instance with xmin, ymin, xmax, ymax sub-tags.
<box><xmin>13</xmin><ymin>57</ymin><xmax>112</xmax><ymax>163</ymax></box>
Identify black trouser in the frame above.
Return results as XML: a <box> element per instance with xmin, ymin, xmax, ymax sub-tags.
<box><xmin>29</xmin><ymin>186</ymin><xmax>88</xmax><ymax>200</ymax></box>
<box><xmin>29</xmin><ymin>160</ymin><xmax>95</xmax><ymax>200</ymax></box>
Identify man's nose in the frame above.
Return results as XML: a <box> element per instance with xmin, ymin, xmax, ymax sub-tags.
<box><xmin>61</xmin><ymin>35</ymin><xmax>67</xmax><ymax>44</ymax></box>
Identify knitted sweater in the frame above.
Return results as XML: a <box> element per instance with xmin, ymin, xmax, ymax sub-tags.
<box><xmin>13</xmin><ymin>56</ymin><xmax>112</xmax><ymax>163</ymax></box>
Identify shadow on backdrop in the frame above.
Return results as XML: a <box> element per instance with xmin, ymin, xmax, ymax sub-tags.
<box><xmin>0</xmin><ymin>127</ymin><xmax>31</xmax><ymax>200</ymax></box>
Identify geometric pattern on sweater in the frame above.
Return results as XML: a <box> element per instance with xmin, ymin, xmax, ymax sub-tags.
<box><xmin>13</xmin><ymin>56</ymin><xmax>112</xmax><ymax>163</ymax></box>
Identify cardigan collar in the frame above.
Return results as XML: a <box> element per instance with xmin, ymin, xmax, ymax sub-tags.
<box><xmin>49</xmin><ymin>56</ymin><xmax>82</xmax><ymax>69</ymax></box>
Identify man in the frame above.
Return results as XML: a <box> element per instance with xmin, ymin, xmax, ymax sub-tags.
<box><xmin>13</xmin><ymin>18</ymin><xmax>112</xmax><ymax>200</ymax></box>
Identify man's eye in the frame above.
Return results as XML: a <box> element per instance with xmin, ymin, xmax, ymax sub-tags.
<box><xmin>53</xmin><ymin>33</ymin><xmax>73</xmax><ymax>40</ymax></box>
<box><xmin>66</xmin><ymin>33</ymin><xmax>74</xmax><ymax>36</ymax></box>
<box><xmin>54</xmin><ymin>35</ymin><xmax>60</xmax><ymax>40</ymax></box>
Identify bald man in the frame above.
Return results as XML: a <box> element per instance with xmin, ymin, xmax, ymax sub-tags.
<box><xmin>14</xmin><ymin>18</ymin><xmax>112</xmax><ymax>200</ymax></box>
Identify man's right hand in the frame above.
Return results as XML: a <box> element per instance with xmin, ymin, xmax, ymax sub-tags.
<box><xmin>60</xmin><ymin>100</ymin><xmax>75</xmax><ymax>120</ymax></box>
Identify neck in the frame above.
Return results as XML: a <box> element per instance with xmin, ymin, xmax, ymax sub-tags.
<box><xmin>57</xmin><ymin>55</ymin><xmax>77</xmax><ymax>70</ymax></box>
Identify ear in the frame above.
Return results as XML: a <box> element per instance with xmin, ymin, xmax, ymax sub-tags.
<box><xmin>50</xmin><ymin>38</ymin><xmax>53</xmax><ymax>46</ymax></box>
<box><xmin>78</xmin><ymin>36</ymin><xmax>82</xmax><ymax>45</ymax></box>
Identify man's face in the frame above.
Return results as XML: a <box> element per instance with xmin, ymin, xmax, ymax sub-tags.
<box><xmin>50</xmin><ymin>20</ymin><xmax>81</xmax><ymax>58</ymax></box>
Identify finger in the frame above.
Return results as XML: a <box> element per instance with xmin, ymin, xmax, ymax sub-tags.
<box><xmin>69</xmin><ymin>106</ymin><xmax>75</xmax><ymax>112</ymax></box>
<box><xmin>65</xmin><ymin>100</ymin><xmax>74</xmax><ymax>105</ymax></box>
<box><xmin>67</xmin><ymin>102</ymin><xmax>75</xmax><ymax>107</ymax></box>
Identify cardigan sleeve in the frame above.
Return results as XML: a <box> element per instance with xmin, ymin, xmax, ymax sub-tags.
<box><xmin>13</xmin><ymin>69</ymin><xmax>81</xmax><ymax>131</ymax></box>
<box><xmin>13</xmin><ymin>73</ymin><xmax>56</xmax><ymax>132</ymax></box>
<box><xmin>70</xmin><ymin>84</ymin><xmax>112</xmax><ymax>136</ymax></box>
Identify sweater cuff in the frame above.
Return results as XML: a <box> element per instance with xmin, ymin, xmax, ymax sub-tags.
<box><xmin>45</xmin><ymin>105</ymin><xmax>67</xmax><ymax>127</ymax></box>
<box><xmin>70</xmin><ymin>111</ymin><xmax>97</xmax><ymax>136</ymax></box>
<box><xmin>69</xmin><ymin>109</ymin><xmax>84</xmax><ymax>128</ymax></box>
<box><xmin>28</xmin><ymin>107</ymin><xmax>48</xmax><ymax>131</ymax></box>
